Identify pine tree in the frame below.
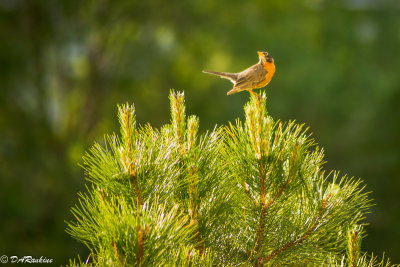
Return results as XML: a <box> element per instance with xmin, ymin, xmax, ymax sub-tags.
<box><xmin>67</xmin><ymin>91</ymin><xmax>396</xmax><ymax>266</ymax></box>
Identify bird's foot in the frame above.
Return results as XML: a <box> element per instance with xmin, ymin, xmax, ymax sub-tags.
<box><xmin>248</xmin><ymin>90</ymin><xmax>261</xmax><ymax>101</ymax></box>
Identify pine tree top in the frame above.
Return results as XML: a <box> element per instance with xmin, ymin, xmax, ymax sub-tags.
<box><xmin>67</xmin><ymin>91</ymin><xmax>396</xmax><ymax>266</ymax></box>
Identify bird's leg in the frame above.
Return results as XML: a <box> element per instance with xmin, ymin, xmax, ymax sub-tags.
<box><xmin>247</xmin><ymin>89</ymin><xmax>262</xmax><ymax>101</ymax></box>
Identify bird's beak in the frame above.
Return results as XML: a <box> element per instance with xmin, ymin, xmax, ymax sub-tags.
<box><xmin>257</xmin><ymin>51</ymin><xmax>263</xmax><ymax>57</ymax></box>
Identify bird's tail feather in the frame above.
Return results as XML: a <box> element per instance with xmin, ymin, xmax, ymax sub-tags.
<box><xmin>227</xmin><ymin>87</ymin><xmax>241</xmax><ymax>95</ymax></box>
<box><xmin>202</xmin><ymin>70</ymin><xmax>238</xmax><ymax>81</ymax></box>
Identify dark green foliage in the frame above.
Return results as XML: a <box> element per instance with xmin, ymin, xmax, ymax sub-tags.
<box><xmin>67</xmin><ymin>91</ymin><xmax>395</xmax><ymax>266</ymax></box>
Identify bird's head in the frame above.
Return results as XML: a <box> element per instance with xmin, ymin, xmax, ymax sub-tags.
<box><xmin>257</xmin><ymin>51</ymin><xmax>274</xmax><ymax>64</ymax></box>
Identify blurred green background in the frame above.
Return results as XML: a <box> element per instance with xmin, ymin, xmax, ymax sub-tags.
<box><xmin>1</xmin><ymin>0</ymin><xmax>399</xmax><ymax>264</ymax></box>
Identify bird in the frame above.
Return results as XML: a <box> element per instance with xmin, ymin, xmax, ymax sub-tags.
<box><xmin>202</xmin><ymin>51</ymin><xmax>276</xmax><ymax>95</ymax></box>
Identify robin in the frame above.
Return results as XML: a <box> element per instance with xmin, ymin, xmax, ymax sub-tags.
<box><xmin>203</xmin><ymin>51</ymin><xmax>275</xmax><ymax>95</ymax></box>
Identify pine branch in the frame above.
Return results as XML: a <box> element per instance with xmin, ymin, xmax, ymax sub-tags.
<box><xmin>260</xmin><ymin>194</ymin><xmax>331</xmax><ymax>265</ymax></box>
<box><xmin>263</xmin><ymin>141</ymin><xmax>300</xmax><ymax>210</ymax></box>
<box><xmin>170</xmin><ymin>91</ymin><xmax>208</xmax><ymax>256</ymax></box>
<box><xmin>137</xmin><ymin>225</ymin><xmax>144</xmax><ymax>265</ymax></box>
<box><xmin>118</xmin><ymin>104</ymin><xmax>142</xmax><ymax>206</ymax></box>
<box><xmin>243</xmin><ymin>182</ymin><xmax>258</xmax><ymax>206</ymax></box>
<box><xmin>253</xmin><ymin>160</ymin><xmax>267</xmax><ymax>262</ymax></box>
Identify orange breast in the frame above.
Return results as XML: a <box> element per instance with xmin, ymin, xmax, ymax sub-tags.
<box><xmin>255</xmin><ymin>62</ymin><xmax>276</xmax><ymax>88</ymax></box>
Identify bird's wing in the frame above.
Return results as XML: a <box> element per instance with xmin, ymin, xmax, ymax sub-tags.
<box><xmin>234</xmin><ymin>64</ymin><xmax>268</xmax><ymax>90</ymax></box>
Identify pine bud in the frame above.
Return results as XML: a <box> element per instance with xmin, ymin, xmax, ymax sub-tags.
<box><xmin>347</xmin><ymin>225</ymin><xmax>362</xmax><ymax>267</ymax></box>
<box><xmin>169</xmin><ymin>90</ymin><xmax>186</xmax><ymax>142</ymax></box>
<box><xmin>187</xmin><ymin>115</ymin><xmax>199</xmax><ymax>151</ymax></box>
